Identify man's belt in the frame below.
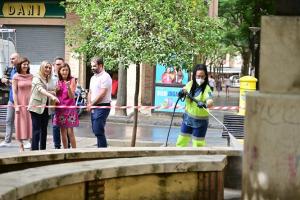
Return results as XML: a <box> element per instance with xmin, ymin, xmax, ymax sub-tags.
<box><xmin>96</xmin><ymin>103</ymin><xmax>111</xmax><ymax>106</ymax></box>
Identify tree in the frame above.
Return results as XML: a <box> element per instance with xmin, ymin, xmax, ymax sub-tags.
<box><xmin>206</xmin><ymin>42</ymin><xmax>237</xmax><ymax>75</ymax></box>
<box><xmin>219</xmin><ymin>0</ymin><xmax>275</xmax><ymax>76</ymax></box>
<box><xmin>115</xmin><ymin>64</ymin><xmax>127</xmax><ymax>116</ymax></box>
<box><xmin>66</xmin><ymin>0</ymin><xmax>224</xmax><ymax>146</ymax></box>
<box><xmin>198</xmin><ymin>17</ymin><xmax>237</xmax><ymax>74</ymax></box>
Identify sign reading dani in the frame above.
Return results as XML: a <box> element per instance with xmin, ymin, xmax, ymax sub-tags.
<box><xmin>3</xmin><ymin>3</ymin><xmax>46</xmax><ymax>17</ymax></box>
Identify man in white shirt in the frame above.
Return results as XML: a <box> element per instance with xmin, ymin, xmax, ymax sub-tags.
<box><xmin>50</xmin><ymin>57</ymin><xmax>64</xmax><ymax>149</ymax></box>
<box><xmin>87</xmin><ymin>57</ymin><xmax>112</xmax><ymax>148</ymax></box>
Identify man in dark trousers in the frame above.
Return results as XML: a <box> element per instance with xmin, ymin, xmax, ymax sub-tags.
<box><xmin>87</xmin><ymin>57</ymin><xmax>112</xmax><ymax>148</ymax></box>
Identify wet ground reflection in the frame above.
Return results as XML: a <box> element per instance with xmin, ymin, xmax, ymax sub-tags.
<box><xmin>75</xmin><ymin>121</ymin><xmax>227</xmax><ymax>146</ymax></box>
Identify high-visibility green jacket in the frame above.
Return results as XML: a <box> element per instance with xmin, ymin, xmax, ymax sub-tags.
<box><xmin>184</xmin><ymin>81</ymin><xmax>212</xmax><ymax>119</ymax></box>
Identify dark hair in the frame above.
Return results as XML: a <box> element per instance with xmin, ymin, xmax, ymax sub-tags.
<box><xmin>190</xmin><ymin>64</ymin><xmax>209</xmax><ymax>97</ymax></box>
<box><xmin>16</xmin><ymin>57</ymin><xmax>30</xmax><ymax>74</ymax></box>
<box><xmin>54</xmin><ymin>57</ymin><xmax>64</xmax><ymax>62</ymax></box>
<box><xmin>91</xmin><ymin>57</ymin><xmax>104</xmax><ymax>65</ymax></box>
<box><xmin>58</xmin><ymin>63</ymin><xmax>72</xmax><ymax>81</ymax></box>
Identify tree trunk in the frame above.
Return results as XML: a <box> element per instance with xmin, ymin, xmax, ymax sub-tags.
<box><xmin>193</xmin><ymin>54</ymin><xmax>203</xmax><ymax>66</ymax></box>
<box><xmin>241</xmin><ymin>49</ymin><xmax>251</xmax><ymax>76</ymax></box>
<box><xmin>131</xmin><ymin>62</ymin><xmax>140</xmax><ymax>147</ymax></box>
<box><xmin>115</xmin><ymin>63</ymin><xmax>127</xmax><ymax>116</ymax></box>
<box><xmin>254</xmin><ymin>31</ymin><xmax>260</xmax><ymax>90</ymax></box>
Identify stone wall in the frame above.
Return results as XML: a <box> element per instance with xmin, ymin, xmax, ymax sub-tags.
<box><xmin>242</xmin><ymin>16</ymin><xmax>300</xmax><ymax>199</ymax></box>
<box><xmin>0</xmin><ymin>147</ymin><xmax>242</xmax><ymax>190</ymax></box>
<box><xmin>0</xmin><ymin>155</ymin><xmax>227</xmax><ymax>200</ymax></box>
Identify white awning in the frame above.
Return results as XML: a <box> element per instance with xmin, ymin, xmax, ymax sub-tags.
<box><xmin>214</xmin><ymin>67</ymin><xmax>241</xmax><ymax>74</ymax></box>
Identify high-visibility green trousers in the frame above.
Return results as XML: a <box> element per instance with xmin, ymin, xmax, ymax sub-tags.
<box><xmin>176</xmin><ymin>134</ymin><xmax>206</xmax><ymax>147</ymax></box>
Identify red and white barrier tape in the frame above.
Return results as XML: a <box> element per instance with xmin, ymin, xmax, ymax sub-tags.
<box><xmin>0</xmin><ymin>104</ymin><xmax>239</xmax><ymax>110</ymax></box>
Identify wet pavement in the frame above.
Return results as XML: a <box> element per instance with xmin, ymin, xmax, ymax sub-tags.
<box><xmin>0</xmin><ymin>88</ymin><xmax>240</xmax><ymax>153</ymax></box>
<box><xmin>0</xmin><ymin>120</ymin><xmax>229</xmax><ymax>154</ymax></box>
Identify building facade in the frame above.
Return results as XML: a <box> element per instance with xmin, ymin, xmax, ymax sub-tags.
<box><xmin>0</xmin><ymin>1</ymin><xmax>85</xmax><ymax>87</ymax></box>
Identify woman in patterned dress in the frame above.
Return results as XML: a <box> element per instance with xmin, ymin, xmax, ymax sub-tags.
<box><xmin>53</xmin><ymin>63</ymin><xmax>78</xmax><ymax>148</ymax></box>
<box><xmin>12</xmin><ymin>57</ymin><xmax>33</xmax><ymax>152</ymax></box>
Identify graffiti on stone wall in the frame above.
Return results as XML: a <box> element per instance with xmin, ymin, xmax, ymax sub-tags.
<box><xmin>249</xmin><ymin>98</ymin><xmax>300</xmax><ymax>125</ymax></box>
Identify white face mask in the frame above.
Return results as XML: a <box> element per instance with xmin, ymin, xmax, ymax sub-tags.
<box><xmin>196</xmin><ymin>78</ymin><xmax>204</xmax><ymax>85</ymax></box>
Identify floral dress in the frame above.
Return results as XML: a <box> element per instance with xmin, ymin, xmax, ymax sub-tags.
<box><xmin>53</xmin><ymin>79</ymin><xmax>79</xmax><ymax>127</ymax></box>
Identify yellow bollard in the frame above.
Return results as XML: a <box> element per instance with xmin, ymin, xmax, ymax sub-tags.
<box><xmin>238</xmin><ymin>76</ymin><xmax>257</xmax><ymax>116</ymax></box>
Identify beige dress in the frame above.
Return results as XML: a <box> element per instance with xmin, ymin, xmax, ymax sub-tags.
<box><xmin>14</xmin><ymin>73</ymin><xmax>33</xmax><ymax>140</ymax></box>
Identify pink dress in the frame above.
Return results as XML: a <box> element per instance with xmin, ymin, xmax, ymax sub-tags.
<box><xmin>53</xmin><ymin>79</ymin><xmax>79</xmax><ymax>127</ymax></box>
<box><xmin>162</xmin><ymin>73</ymin><xmax>174</xmax><ymax>84</ymax></box>
<box><xmin>14</xmin><ymin>73</ymin><xmax>33</xmax><ymax>140</ymax></box>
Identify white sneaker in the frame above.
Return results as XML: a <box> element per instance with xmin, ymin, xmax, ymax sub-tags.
<box><xmin>24</xmin><ymin>142</ymin><xmax>31</xmax><ymax>149</ymax></box>
<box><xmin>0</xmin><ymin>141</ymin><xmax>11</xmax><ymax>147</ymax></box>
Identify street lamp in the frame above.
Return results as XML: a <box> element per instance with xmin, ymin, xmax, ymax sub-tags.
<box><xmin>249</xmin><ymin>26</ymin><xmax>261</xmax><ymax>89</ymax></box>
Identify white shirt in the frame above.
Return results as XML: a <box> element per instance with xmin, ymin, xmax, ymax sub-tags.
<box><xmin>209</xmin><ymin>78</ymin><xmax>215</xmax><ymax>88</ymax></box>
<box><xmin>89</xmin><ymin>70</ymin><xmax>112</xmax><ymax>103</ymax></box>
<box><xmin>48</xmin><ymin>73</ymin><xmax>58</xmax><ymax>91</ymax></box>
<box><xmin>224</xmin><ymin>78</ymin><xmax>231</xmax><ymax>86</ymax></box>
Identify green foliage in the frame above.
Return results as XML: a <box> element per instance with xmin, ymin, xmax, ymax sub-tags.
<box><xmin>66</xmin><ymin>0</ymin><xmax>225</xmax><ymax>71</ymax></box>
<box><xmin>217</xmin><ymin>0</ymin><xmax>275</xmax><ymax>75</ymax></box>
<box><xmin>219</xmin><ymin>0</ymin><xmax>275</xmax><ymax>51</ymax></box>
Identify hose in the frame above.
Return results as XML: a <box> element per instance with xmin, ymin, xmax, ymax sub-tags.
<box><xmin>185</xmin><ymin>93</ymin><xmax>242</xmax><ymax>149</ymax></box>
<box><xmin>164</xmin><ymin>95</ymin><xmax>185</xmax><ymax>147</ymax></box>
<box><xmin>164</xmin><ymin>91</ymin><xmax>242</xmax><ymax>149</ymax></box>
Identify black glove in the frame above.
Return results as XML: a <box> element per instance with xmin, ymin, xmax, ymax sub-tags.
<box><xmin>197</xmin><ymin>102</ymin><xmax>207</xmax><ymax>108</ymax></box>
<box><xmin>178</xmin><ymin>90</ymin><xmax>186</xmax><ymax>98</ymax></box>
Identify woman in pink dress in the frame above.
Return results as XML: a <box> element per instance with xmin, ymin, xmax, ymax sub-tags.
<box><xmin>53</xmin><ymin>63</ymin><xmax>78</xmax><ymax>148</ymax></box>
<box><xmin>12</xmin><ymin>57</ymin><xmax>33</xmax><ymax>152</ymax></box>
<box><xmin>161</xmin><ymin>67</ymin><xmax>175</xmax><ymax>84</ymax></box>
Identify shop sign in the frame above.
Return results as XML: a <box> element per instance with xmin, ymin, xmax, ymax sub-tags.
<box><xmin>3</xmin><ymin>2</ymin><xmax>46</xmax><ymax>17</ymax></box>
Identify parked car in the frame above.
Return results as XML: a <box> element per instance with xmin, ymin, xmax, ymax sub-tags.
<box><xmin>229</xmin><ymin>75</ymin><xmax>240</xmax><ymax>87</ymax></box>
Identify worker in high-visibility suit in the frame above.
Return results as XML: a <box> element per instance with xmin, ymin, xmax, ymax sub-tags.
<box><xmin>176</xmin><ymin>64</ymin><xmax>213</xmax><ymax>147</ymax></box>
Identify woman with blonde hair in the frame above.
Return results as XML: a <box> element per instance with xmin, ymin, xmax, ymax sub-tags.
<box><xmin>28</xmin><ymin>61</ymin><xmax>59</xmax><ymax>150</ymax></box>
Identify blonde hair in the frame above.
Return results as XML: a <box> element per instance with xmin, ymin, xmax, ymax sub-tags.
<box><xmin>39</xmin><ymin>60</ymin><xmax>52</xmax><ymax>81</ymax></box>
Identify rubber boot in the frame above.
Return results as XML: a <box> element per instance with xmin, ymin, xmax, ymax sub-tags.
<box><xmin>192</xmin><ymin>139</ymin><xmax>206</xmax><ymax>147</ymax></box>
<box><xmin>176</xmin><ymin>134</ymin><xmax>191</xmax><ymax>147</ymax></box>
